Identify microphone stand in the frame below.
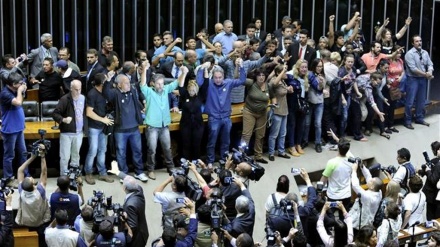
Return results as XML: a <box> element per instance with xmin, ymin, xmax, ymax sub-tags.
<box><xmin>51</xmin><ymin>121</ymin><xmax>59</xmax><ymax>130</ymax></box>
<box><xmin>410</xmin><ymin>221</ymin><xmax>420</xmax><ymax>247</ymax></box>
<box><xmin>358</xmin><ymin>194</ymin><xmax>362</xmax><ymax>231</ymax></box>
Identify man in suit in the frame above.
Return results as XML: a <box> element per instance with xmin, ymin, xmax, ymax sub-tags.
<box><xmin>273</xmin><ymin>16</ymin><xmax>292</xmax><ymax>38</ymax></box>
<box><xmin>237</xmin><ymin>23</ymin><xmax>257</xmax><ymax>45</ymax></box>
<box><xmin>147</xmin><ymin>34</ymin><xmax>163</xmax><ymax>62</ymax></box>
<box><xmin>287</xmin><ymin>29</ymin><xmax>317</xmax><ymax>69</ymax></box>
<box><xmin>27</xmin><ymin>33</ymin><xmax>58</xmax><ymax>82</ymax></box>
<box><xmin>84</xmin><ymin>48</ymin><xmax>105</xmax><ymax>93</ymax></box>
<box><xmin>108</xmin><ymin>161</ymin><xmax>149</xmax><ymax>247</ymax></box>
<box><xmin>276</xmin><ymin>25</ymin><xmax>296</xmax><ymax>54</ymax></box>
<box><xmin>223</xmin><ymin>177</ymin><xmax>255</xmax><ymax>242</ymax></box>
<box><xmin>158</xmin><ymin>51</ymin><xmax>194</xmax><ymax>84</ymax></box>
<box><xmin>252</xmin><ymin>17</ymin><xmax>267</xmax><ymax>41</ymax></box>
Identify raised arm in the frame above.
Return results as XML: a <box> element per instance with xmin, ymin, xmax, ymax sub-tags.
<box><xmin>344</xmin><ymin>12</ymin><xmax>360</xmax><ymax>32</ymax></box>
<box><xmin>197</xmin><ymin>33</ymin><xmax>216</xmax><ymax>51</ymax></box>
<box><xmin>178</xmin><ymin>66</ymin><xmax>189</xmax><ymax>87</ymax></box>
<box><xmin>375</xmin><ymin>18</ymin><xmax>390</xmax><ymax>41</ymax></box>
<box><xmin>40</xmin><ymin>146</ymin><xmax>48</xmax><ymax>187</ymax></box>
<box><xmin>328</xmin><ymin>15</ymin><xmax>335</xmax><ymax>48</ymax></box>
<box><xmin>17</xmin><ymin>154</ymin><xmax>37</xmax><ymax>183</ymax></box>
<box><xmin>396</xmin><ymin>17</ymin><xmax>412</xmax><ymax>40</ymax></box>
<box><xmin>139</xmin><ymin>60</ymin><xmax>150</xmax><ymax>87</ymax></box>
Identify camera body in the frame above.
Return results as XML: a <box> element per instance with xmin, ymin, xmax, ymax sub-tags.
<box><xmin>229</xmin><ymin>143</ymin><xmax>265</xmax><ymax>181</ymax></box>
<box><xmin>31</xmin><ymin>129</ymin><xmax>51</xmax><ymax>156</ymax></box>
<box><xmin>348</xmin><ymin>157</ymin><xmax>362</xmax><ymax>165</ymax></box>
<box><xmin>65</xmin><ymin>164</ymin><xmax>82</xmax><ymax>191</ymax></box>
<box><xmin>0</xmin><ymin>178</ymin><xmax>15</xmax><ymax>199</ymax></box>
<box><xmin>88</xmin><ymin>190</ymin><xmax>114</xmax><ymax>232</ymax></box>
<box><xmin>380</xmin><ymin>165</ymin><xmax>397</xmax><ymax>174</ymax></box>
<box><xmin>167</xmin><ymin>159</ymin><xmax>202</xmax><ymax>201</ymax></box>
<box><xmin>210</xmin><ymin>197</ymin><xmax>224</xmax><ymax>229</ymax></box>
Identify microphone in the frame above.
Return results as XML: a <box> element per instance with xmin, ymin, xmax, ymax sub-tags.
<box><xmin>410</xmin><ymin>221</ymin><xmax>420</xmax><ymax>228</ymax></box>
<box><xmin>423</xmin><ymin>151</ymin><xmax>430</xmax><ymax>163</ymax></box>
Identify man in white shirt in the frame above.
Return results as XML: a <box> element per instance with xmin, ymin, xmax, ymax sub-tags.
<box><xmin>402</xmin><ymin>175</ymin><xmax>426</xmax><ymax>230</ymax></box>
<box><xmin>349</xmin><ymin>162</ymin><xmax>383</xmax><ymax>230</ymax></box>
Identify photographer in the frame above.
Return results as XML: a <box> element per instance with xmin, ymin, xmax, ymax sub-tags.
<box><xmin>1</xmin><ymin>71</ymin><xmax>28</xmax><ymax>188</ymax></box>
<box><xmin>349</xmin><ymin>161</ymin><xmax>383</xmax><ymax>231</ymax></box>
<box><xmin>384</xmin><ymin>148</ymin><xmax>416</xmax><ymax>195</ymax></box>
<box><xmin>74</xmin><ymin>205</ymin><xmax>95</xmax><ymax>246</ymax></box>
<box><xmin>154</xmin><ymin>198</ymin><xmax>198</xmax><ymax>247</ymax></box>
<box><xmin>49</xmin><ymin>175</ymin><xmax>84</xmax><ymax>228</ymax></box>
<box><xmin>317</xmin><ymin>201</ymin><xmax>353</xmax><ymax>246</ymax></box>
<box><xmin>16</xmin><ymin>144</ymin><xmax>51</xmax><ymax>247</ymax></box>
<box><xmin>93</xmin><ymin>215</ymin><xmax>133</xmax><ymax>247</ymax></box>
<box><xmin>222</xmin><ymin>177</ymin><xmax>255</xmax><ymax>243</ymax></box>
<box><xmin>217</xmin><ymin>169</ymin><xmax>242</xmax><ymax>221</ymax></box>
<box><xmin>0</xmin><ymin>192</ymin><xmax>14</xmax><ymax>247</ymax></box>
<box><xmin>153</xmin><ymin>175</ymin><xmax>188</xmax><ymax>229</ymax></box>
<box><xmin>420</xmin><ymin>141</ymin><xmax>440</xmax><ymax>225</ymax></box>
<box><xmin>319</xmin><ymin>138</ymin><xmax>354</xmax><ymax>217</ymax></box>
<box><xmin>45</xmin><ymin>209</ymin><xmax>84</xmax><ymax>247</ymax></box>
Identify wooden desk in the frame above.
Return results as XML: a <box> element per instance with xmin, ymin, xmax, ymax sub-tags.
<box><xmin>13</xmin><ymin>227</ymin><xmax>39</xmax><ymax>247</ymax></box>
<box><xmin>20</xmin><ymin>103</ymin><xmax>245</xmax><ymax>139</ymax></box>
<box><xmin>397</xmin><ymin>220</ymin><xmax>439</xmax><ymax>245</ymax></box>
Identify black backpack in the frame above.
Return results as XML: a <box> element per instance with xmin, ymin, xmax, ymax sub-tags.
<box><xmin>373</xmin><ymin>199</ymin><xmax>387</xmax><ymax>228</ymax></box>
<box><xmin>267</xmin><ymin>193</ymin><xmax>285</xmax><ymax>218</ymax></box>
<box><xmin>328</xmin><ymin>77</ymin><xmax>342</xmax><ymax>115</ymax></box>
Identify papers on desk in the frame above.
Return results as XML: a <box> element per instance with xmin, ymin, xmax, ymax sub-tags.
<box><xmin>403</xmin><ymin>226</ymin><xmax>427</xmax><ymax>235</ymax></box>
<box><xmin>398</xmin><ymin>231</ymin><xmax>406</xmax><ymax>237</ymax></box>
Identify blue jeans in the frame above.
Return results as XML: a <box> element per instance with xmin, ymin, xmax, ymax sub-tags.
<box><xmin>207</xmin><ymin>117</ymin><xmax>232</xmax><ymax>164</ymax></box>
<box><xmin>303</xmin><ymin>103</ymin><xmax>324</xmax><ymax>144</ymax></box>
<box><xmin>268</xmin><ymin>114</ymin><xmax>287</xmax><ymax>155</ymax></box>
<box><xmin>84</xmin><ymin>128</ymin><xmax>108</xmax><ymax>175</ymax></box>
<box><xmin>114</xmin><ymin>130</ymin><xmax>144</xmax><ymax>175</ymax></box>
<box><xmin>405</xmin><ymin>76</ymin><xmax>428</xmax><ymax>124</ymax></box>
<box><xmin>146</xmin><ymin>126</ymin><xmax>174</xmax><ymax>171</ymax></box>
<box><xmin>1</xmin><ymin>131</ymin><xmax>28</xmax><ymax>179</ymax></box>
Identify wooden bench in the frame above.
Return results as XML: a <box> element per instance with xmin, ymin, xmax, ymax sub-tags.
<box><xmin>13</xmin><ymin>227</ymin><xmax>39</xmax><ymax>247</ymax></box>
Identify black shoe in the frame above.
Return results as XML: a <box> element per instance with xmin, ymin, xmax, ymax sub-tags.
<box><xmin>315</xmin><ymin>144</ymin><xmax>322</xmax><ymax>153</ymax></box>
<box><xmin>278</xmin><ymin>153</ymin><xmax>291</xmax><ymax>159</ymax></box>
<box><xmin>301</xmin><ymin>142</ymin><xmax>309</xmax><ymax>149</ymax></box>
<box><xmin>384</xmin><ymin>128</ymin><xmax>392</xmax><ymax>134</ymax></box>
<box><xmin>269</xmin><ymin>155</ymin><xmax>275</xmax><ymax>161</ymax></box>
<box><xmin>415</xmin><ymin>121</ymin><xmax>430</xmax><ymax>127</ymax></box>
<box><xmin>256</xmin><ymin>158</ymin><xmax>268</xmax><ymax>164</ymax></box>
<box><xmin>404</xmin><ymin>124</ymin><xmax>414</xmax><ymax>129</ymax></box>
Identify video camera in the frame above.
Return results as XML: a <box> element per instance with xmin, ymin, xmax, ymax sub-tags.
<box><xmin>265</xmin><ymin>227</ymin><xmax>276</xmax><ymax>246</ymax></box>
<box><xmin>348</xmin><ymin>157</ymin><xmax>362</xmax><ymax>165</ymax></box>
<box><xmin>380</xmin><ymin>165</ymin><xmax>397</xmax><ymax>175</ymax></box>
<box><xmin>210</xmin><ymin>189</ymin><xmax>224</xmax><ymax>230</ymax></box>
<box><xmin>0</xmin><ymin>178</ymin><xmax>15</xmax><ymax>209</ymax></box>
<box><xmin>30</xmin><ymin>129</ymin><xmax>51</xmax><ymax>156</ymax></box>
<box><xmin>418</xmin><ymin>151</ymin><xmax>436</xmax><ymax>176</ymax></box>
<box><xmin>279</xmin><ymin>198</ymin><xmax>294</xmax><ymax>212</ymax></box>
<box><xmin>229</xmin><ymin>143</ymin><xmax>265</xmax><ymax>181</ymax></box>
<box><xmin>64</xmin><ymin>164</ymin><xmax>82</xmax><ymax>191</ymax></box>
<box><xmin>88</xmin><ymin>190</ymin><xmax>126</xmax><ymax>233</ymax></box>
<box><xmin>168</xmin><ymin>159</ymin><xmax>202</xmax><ymax>202</ymax></box>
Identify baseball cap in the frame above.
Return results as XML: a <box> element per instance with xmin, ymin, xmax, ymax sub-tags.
<box><xmin>54</xmin><ymin>60</ymin><xmax>68</xmax><ymax>69</ymax></box>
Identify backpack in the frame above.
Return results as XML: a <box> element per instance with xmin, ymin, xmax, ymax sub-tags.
<box><xmin>373</xmin><ymin>199</ymin><xmax>387</xmax><ymax>228</ymax></box>
<box><xmin>400</xmin><ymin>163</ymin><xmax>416</xmax><ymax>195</ymax></box>
<box><xmin>267</xmin><ymin>193</ymin><xmax>285</xmax><ymax>218</ymax></box>
<box><xmin>328</xmin><ymin>77</ymin><xmax>342</xmax><ymax>115</ymax></box>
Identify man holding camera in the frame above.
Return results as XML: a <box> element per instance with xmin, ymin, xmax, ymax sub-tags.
<box><xmin>349</xmin><ymin>161</ymin><xmax>383</xmax><ymax>230</ymax></box>
<box><xmin>16</xmin><ymin>144</ymin><xmax>51</xmax><ymax>247</ymax></box>
<box><xmin>420</xmin><ymin>141</ymin><xmax>440</xmax><ymax>226</ymax></box>
<box><xmin>93</xmin><ymin>215</ymin><xmax>133</xmax><ymax>247</ymax></box>
<box><xmin>153</xmin><ymin>174</ymin><xmax>188</xmax><ymax>229</ymax></box>
<box><xmin>49</xmin><ymin>175</ymin><xmax>84</xmax><ymax>228</ymax></box>
<box><xmin>53</xmin><ymin>79</ymin><xmax>85</xmax><ymax>175</ymax></box>
<box><xmin>0</xmin><ymin>71</ymin><xmax>28</xmax><ymax>188</ymax></box>
<box><xmin>384</xmin><ymin>147</ymin><xmax>415</xmax><ymax>195</ymax></box>
<box><xmin>0</xmin><ymin>192</ymin><xmax>14</xmax><ymax>247</ymax></box>
<box><xmin>84</xmin><ymin>73</ymin><xmax>114</xmax><ymax>185</ymax></box>
<box><xmin>320</xmin><ymin>138</ymin><xmax>354</xmax><ymax>215</ymax></box>
<box><xmin>73</xmin><ymin>205</ymin><xmax>95</xmax><ymax>246</ymax></box>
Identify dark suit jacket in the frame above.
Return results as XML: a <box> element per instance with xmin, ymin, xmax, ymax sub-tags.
<box><xmin>223</xmin><ymin>189</ymin><xmax>255</xmax><ymax>238</ymax></box>
<box><xmin>27</xmin><ymin>46</ymin><xmax>59</xmax><ymax>78</ymax></box>
<box><xmin>255</xmin><ymin>29</ymin><xmax>267</xmax><ymax>41</ymax></box>
<box><xmin>157</xmin><ymin>61</ymin><xmax>195</xmax><ymax>86</ymax></box>
<box><xmin>287</xmin><ymin>43</ymin><xmax>317</xmax><ymax>69</ymax></box>
<box><xmin>124</xmin><ymin>186</ymin><xmax>149</xmax><ymax>247</ymax></box>
<box><xmin>84</xmin><ymin>62</ymin><xmax>105</xmax><ymax>93</ymax></box>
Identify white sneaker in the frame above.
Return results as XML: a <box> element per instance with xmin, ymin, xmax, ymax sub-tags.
<box><xmin>135</xmin><ymin>173</ymin><xmax>149</xmax><ymax>182</ymax></box>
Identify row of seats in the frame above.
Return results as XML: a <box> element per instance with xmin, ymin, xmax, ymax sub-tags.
<box><xmin>22</xmin><ymin>101</ymin><xmax>58</xmax><ymax>122</ymax></box>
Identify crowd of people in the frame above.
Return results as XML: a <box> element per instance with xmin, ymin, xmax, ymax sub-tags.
<box><xmin>0</xmin><ymin>11</ymin><xmax>437</xmax><ymax>247</ymax></box>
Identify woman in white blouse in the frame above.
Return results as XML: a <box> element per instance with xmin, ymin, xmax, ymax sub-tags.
<box><xmin>377</xmin><ymin>201</ymin><xmax>402</xmax><ymax>247</ymax></box>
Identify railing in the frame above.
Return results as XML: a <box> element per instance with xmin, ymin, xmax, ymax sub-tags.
<box><xmin>0</xmin><ymin>0</ymin><xmax>436</xmax><ymax>70</ymax></box>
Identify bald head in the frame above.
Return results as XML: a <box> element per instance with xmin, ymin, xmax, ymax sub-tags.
<box><xmin>123</xmin><ymin>176</ymin><xmax>138</xmax><ymax>193</ymax></box>
<box><xmin>185</xmin><ymin>50</ymin><xmax>197</xmax><ymax>64</ymax></box>
<box><xmin>70</xmin><ymin>80</ymin><xmax>82</xmax><ymax>99</ymax></box>
<box><xmin>215</xmin><ymin>23</ymin><xmax>224</xmax><ymax>34</ymax></box>
<box><xmin>371</xmin><ymin>177</ymin><xmax>384</xmax><ymax>192</ymax></box>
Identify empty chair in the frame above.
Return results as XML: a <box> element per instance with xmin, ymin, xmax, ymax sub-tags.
<box><xmin>22</xmin><ymin>101</ymin><xmax>39</xmax><ymax>122</ymax></box>
<box><xmin>40</xmin><ymin>101</ymin><xmax>58</xmax><ymax>121</ymax></box>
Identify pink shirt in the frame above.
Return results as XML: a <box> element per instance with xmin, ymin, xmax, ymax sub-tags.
<box><xmin>361</xmin><ymin>52</ymin><xmax>388</xmax><ymax>72</ymax></box>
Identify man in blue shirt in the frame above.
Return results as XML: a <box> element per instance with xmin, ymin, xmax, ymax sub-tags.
<box><xmin>213</xmin><ymin>20</ymin><xmax>238</xmax><ymax>55</ymax></box>
<box><xmin>197</xmin><ymin>59</ymin><xmax>246</xmax><ymax>168</ymax></box>
<box><xmin>140</xmin><ymin>60</ymin><xmax>187</xmax><ymax>180</ymax></box>
<box><xmin>152</xmin><ymin>31</ymin><xmax>184</xmax><ymax>68</ymax></box>
<box><xmin>0</xmin><ymin>72</ymin><xmax>27</xmax><ymax>188</ymax></box>
<box><xmin>403</xmin><ymin>35</ymin><xmax>434</xmax><ymax>129</ymax></box>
